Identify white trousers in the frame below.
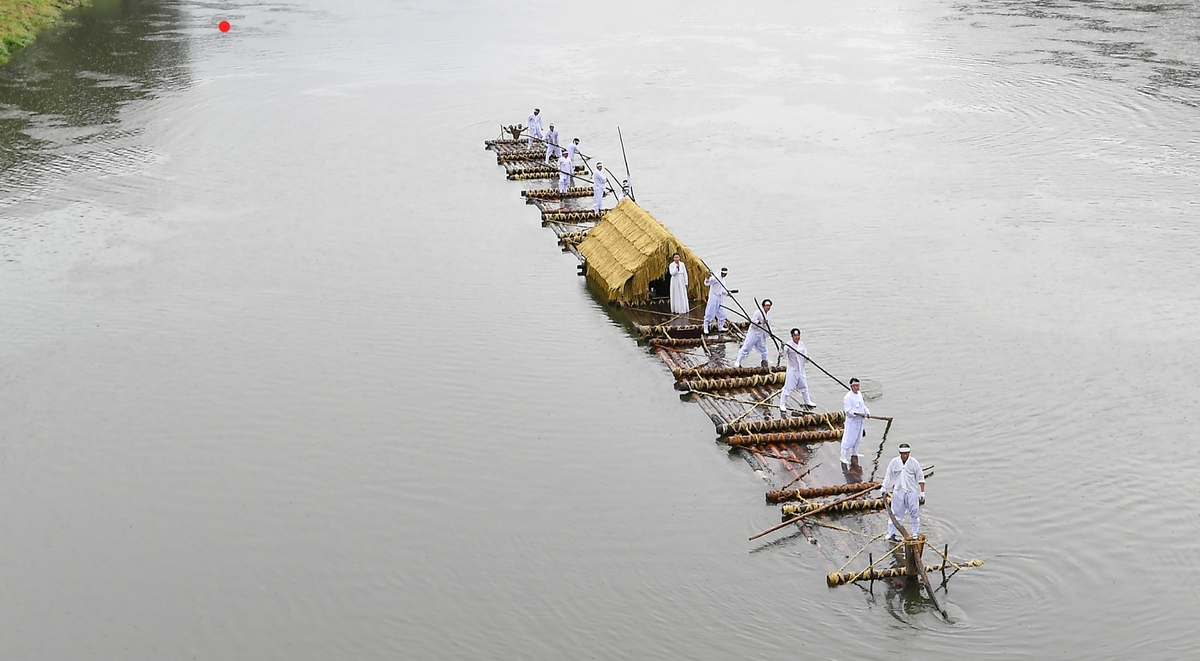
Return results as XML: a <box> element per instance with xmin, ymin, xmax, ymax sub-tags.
<box><xmin>592</xmin><ymin>187</ymin><xmax>603</xmax><ymax>212</ymax></box>
<box><xmin>546</xmin><ymin>144</ymin><xmax>560</xmax><ymax>161</ymax></box>
<box><xmin>703</xmin><ymin>296</ymin><xmax>726</xmax><ymax>329</ymax></box>
<box><xmin>558</xmin><ymin>173</ymin><xmax>570</xmax><ymax>193</ymax></box>
<box><xmin>780</xmin><ymin>368</ymin><xmax>811</xmax><ymax>411</ymax></box>
<box><xmin>840</xmin><ymin>416</ymin><xmax>865</xmax><ymax>459</ymax></box>
<box><xmin>528</xmin><ymin>126</ymin><xmax>543</xmax><ymax>148</ymax></box>
<box><xmin>887</xmin><ymin>489</ymin><xmax>921</xmax><ymax>537</ymax></box>
<box><xmin>736</xmin><ymin>333</ymin><xmax>768</xmax><ymax>366</ymax></box>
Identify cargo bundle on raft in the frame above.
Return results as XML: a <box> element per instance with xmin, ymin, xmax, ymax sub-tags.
<box><xmin>484</xmin><ymin>128</ymin><xmax>981</xmax><ymax>617</ymax></box>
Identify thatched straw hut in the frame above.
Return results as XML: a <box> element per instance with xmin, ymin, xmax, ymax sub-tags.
<box><xmin>577</xmin><ymin>198</ymin><xmax>708</xmax><ymax>306</ymax></box>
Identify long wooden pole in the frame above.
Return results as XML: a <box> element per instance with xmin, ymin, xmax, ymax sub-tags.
<box><xmin>617</xmin><ymin>126</ymin><xmax>635</xmax><ymax>202</ymax></box>
<box><xmin>778</xmin><ymin>462</ymin><xmax>821</xmax><ymax>491</ymax></box>
<box><xmin>718</xmin><ymin>303</ymin><xmax>850</xmax><ymax>391</ymax></box>
<box><xmin>883</xmin><ymin>496</ymin><xmax>948</xmax><ymax>619</ymax></box>
<box><xmin>749</xmin><ymin>485</ymin><xmax>876</xmax><ymax>541</ymax></box>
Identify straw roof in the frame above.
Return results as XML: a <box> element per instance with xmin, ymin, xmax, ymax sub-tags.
<box><xmin>577</xmin><ymin>198</ymin><xmax>708</xmax><ymax>305</ymax></box>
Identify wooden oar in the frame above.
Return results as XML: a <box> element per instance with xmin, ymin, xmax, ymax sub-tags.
<box><xmin>883</xmin><ymin>499</ymin><xmax>948</xmax><ymax>620</ymax></box>
<box><xmin>749</xmin><ymin>485</ymin><xmax>876</xmax><ymax>541</ymax></box>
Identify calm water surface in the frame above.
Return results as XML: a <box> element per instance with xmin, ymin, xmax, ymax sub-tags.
<box><xmin>1</xmin><ymin>0</ymin><xmax>1198</xmax><ymax>658</ymax></box>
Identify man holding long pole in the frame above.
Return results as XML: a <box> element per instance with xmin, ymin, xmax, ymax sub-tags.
<box><xmin>881</xmin><ymin>443</ymin><xmax>925</xmax><ymax>542</ymax></box>
<box><xmin>840</xmin><ymin>377</ymin><xmax>869</xmax><ymax>467</ymax></box>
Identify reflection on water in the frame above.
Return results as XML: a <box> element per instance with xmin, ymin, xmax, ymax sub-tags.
<box><xmin>0</xmin><ymin>0</ymin><xmax>188</xmax><ymax>197</ymax></box>
<box><xmin>959</xmin><ymin>0</ymin><xmax>1200</xmax><ymax>105</ymax></box>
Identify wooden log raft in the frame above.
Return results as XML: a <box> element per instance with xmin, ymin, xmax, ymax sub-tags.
<box><xmin>671</xmin><ymin>364</ymin><xmax>783</xmax><ymax>380</ymax></box>
<box><xmin>827</xmin><ymin>558</ymin><xmax>983</xmax><ymax>587</ymax></box>
<box><xmin>781</xmin><ymin>496</ymin><xmax>888</xmax><ymax>517</ymax></box>
<box><xmin>726</xmin><ymin>429</ymin><xmax>843</xmax><ymax>447</ymax></box>
<box><xmin>521</xmin><ymin>186</ymin><xmax>594</xmax><ymax>201</ymax></box>
<box><xmin>485</xmin><ymin>138</ymin><xmax>529</xmax><ymax>149</ymax></box>
<box><xmin>542</xmin><ymin>209</ymin><xmax>605</xmax><ymax>223</ymax></box>
<box><xmin>767</xmin><ymin>482</ymin><xmax>878</xmax><ymax>503</ymax></box>
<box><xmin>680</xmin><ymin>371</ymin><xmax>786</xmax><ymax>391</ymax></box>
<box><xmin>717</xmin><ymin>410</ymin><xmax>845</xmax><ymax>436</ymax></box>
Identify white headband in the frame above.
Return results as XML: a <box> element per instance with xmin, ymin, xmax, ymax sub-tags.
<box><xmin>898</xmin><ymin>444</ymin><xmax>911</xmax><ymax>453</ymax></box>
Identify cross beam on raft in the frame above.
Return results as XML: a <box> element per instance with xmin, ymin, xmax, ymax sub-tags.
<box><xmin>670</xmin><ymin>364</ymin><xmax>783</xmax><ymax>380</ymax></box>
<box><xmin>726</xmin><ymin>429</ymin><xmax>843</xmax><ymax>446</ymax></box>
<box><xmin>679</xmin><ymin>371</ymin><xmax>787</xmax><ymax>391</ymax></box>
<box><xmin>505</xmin><ymin>162</ymin><xmax>587</xmax><ymax>175</ymax></box>
<box><xmin>636</xmin><ymin>321</ymin><xmax>750</xmax><ymax>339</ymax></box>
<box><xmin>717</xmin><ymin>410</ymin><xmax>845</xmax><ymax>436</ymax></box>
<box><xmin>521</xmin><ymin>186</ymin><xmax>594</xmax><ymax>201</ymax></box>
<box><xmin>648</xmin><ymin>336</ymin><xmax>739</xmax><ymax>348</ymax></box>
<box><xmin>827</xmin><ymin>558</ymin><xmax>983</xmax><ymax>586</ymax></box>
<box><xmin>768</xmin><ymin>482</ymin><xmax>880</xmax><ymax>503</ymax></box>
<box><xmin>497</xmin><ymin>151</ymin><xmax>550</xmax><ymax>163</ymax></box>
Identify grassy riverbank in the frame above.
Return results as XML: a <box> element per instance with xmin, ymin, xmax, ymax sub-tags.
<box><xmin>0</xmin><ymin>0</ymin><xmax>89</xmax><ymax>65</ymax></box>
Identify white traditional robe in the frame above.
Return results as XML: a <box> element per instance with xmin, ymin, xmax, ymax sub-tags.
<box><xmin>735</xmin><ymin>308</ymin><xmax>772</xmax><ymax>367</ymax></box>
<box><xmin>527</xmin><ymin>112</ymin><xmax>543</xmax><ymax>147</ymax></box>
<box><xmin>882</xmin><ymin>455</ymin><xmax>924</xmax><ymax>536</ymax></box>
<box><xmin>780</xmin><ymin>338</ymin><xmax>813</xmax><ymax>411</ymax></box>
<box><xmin>544</xmin><ymin>128</ymin><xmax>560</xmax><ymax>161</ymax></box>
<box><xmin>567</xmin><ymin>142</ymin><xmax>582</xmax><ymax>163</ymax></box>
<box><xmin>702</xmin><ymin>273</ymin><xmax>728</xmax><ymax>330</ymax></box>
<box><xmin>592</xmin><ymin>170</ymin><xmax>607</xmax><ymax>212</ymax></box>
<box><xmin>557</xmin><ymin>154</ymin><xmax>573</xmax><ymax>193</ymax></box>
<box><xmin>840</xmin><ymin>390</ymin><xmax>870</xmax><ymax>462</ymax></box>
<box><xmin>668</xmin><ymin>261</ymin><xmax>689</xmax><ymax>314</ymax></box>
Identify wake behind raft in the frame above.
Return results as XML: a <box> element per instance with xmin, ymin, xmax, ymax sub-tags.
<box><xmin>484</xmin><ymin>127</ymin><xmax>982</xmax><ymax>616</ymax></box>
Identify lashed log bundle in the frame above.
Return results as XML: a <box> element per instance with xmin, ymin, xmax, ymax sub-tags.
<box><xmin>781</xmin><ymin>497</ymin><xmax>888</xmax><ymax>517</ymax></box>
<box><xmin>485</xmin><ymin>138</ymin><xmax>528</xmax><ymax>148</ymax></box>
<box><xmin>671</xmin><ymin>364</ymin><xmax>783</xmax><ymax>379</ymax></box>
<box><xmin>521</xmin><ymin>186</ymin><xmax>594</xmax><ymax>200</ymax></box>
<box><xmin>717</xmin><ymin>410</ymin><xmax>846</xmax><ymax>436</ymax></box>
<box><xmin>682</xmin><ymin>371</ymin><xmax>786</xmax><ymax>391</ymax></box>
<box><xmin>506</xmin><ymin>162</ymin><xmax>586</xmax><ymax>175</ymax></box>
<box><xmin>648</xmin><ymin>336</ymin><xmax>737</xmax><ymax>348</ymax></box>
<box><xmin>725</xmin><ymin>429</ymin><xmax>843</xmax><ymax>446</ymax></box>
<box><xmin>558</xmin><ymin>230</ymin><xmax>590</xmax><ymax>246</ymax></box>
<box><xmin>827</xmin><ymin>558</ymin><xmax>984</xmax><ymax>587</ymax></box>
<box><xmin>636</xmin><ymin>322</ymin><xmax>749</xmax><ymax>338</ymax></box>
<box><xmin>507</xmin><ymin>166</ymin><xmax>587</xmax><ymax>180</ymax></box>
<box><xmin>767</xmin><ymin>482</ymin><xmax>878</xmax><ymax>503</ymax></box>
<box><xmin>542</xmin><ymin>209</ymin><xmax>605</xmax><ymax>223</ymax></box>
<box><xmin>497</xmin><ymin>151</ymin><xmax>548</xmax><ymax>163</ymax></box>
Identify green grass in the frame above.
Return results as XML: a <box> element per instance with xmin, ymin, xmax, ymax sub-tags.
<box><xmin>0</xmin><ymin>0</ymin><xmax>90</xmax><ymax>65</ymax></box>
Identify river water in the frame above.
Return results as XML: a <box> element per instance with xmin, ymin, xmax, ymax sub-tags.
<box><xmin>1</xmin><ymin>0</ymin><xmax>1197</xmax><ymax>658</ymax></box>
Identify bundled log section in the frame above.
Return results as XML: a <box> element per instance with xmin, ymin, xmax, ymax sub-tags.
<box><xmin>670</xmin><ymin>364</ymin><xmax>783</xmax><ymax>380</ymax></box>
<box><xmin>635</xmin><ymin>322</ymin><xmax>749</xmax><ymax>339</ymax></box>
<box><xmin>681</xmin><ymin>371</ymin><xmax>786</xmax><ymax>391</ymax></box>
<box><xmin>781</xmin><ymin>496</ymin><xmax>888</xmax><ymax>517</ymax></box>
<box><xmin>648</xmin><ymin>336</ymin><xmax>738</xmax><ymax>349</ymax></box>
<box><xmin>828</xmin><ymin>558</ymin><xmax>983</xmax><ymax>586</ymax></box>
<box><xmin>767</xmin><ymin>482</ymin><xmax>879</xmax><ymax>503</ymax></box>
<box><xmin>521</xmin><ymin>187</ymin><xmax>594</xmax><ymax>201</ymax></box>
<box><xmin>542</xmin><ymin>209</ymin><xmax>606</xmax><ymax>223</ymax></box>
<box><xmin>717</xmin><ymin>410</ymin><xmax>845</xmax><ymax>437</ymax></box>
<box><xmin>726</xmin><ymin>429</ymin><xmax>843</xmax><ymax>447</ymax></box>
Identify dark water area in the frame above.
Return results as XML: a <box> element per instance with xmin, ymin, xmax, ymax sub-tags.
<box><xmin>0</xmin><ymin>0</ymin><xmax>1198</xmax><ymax>659</ymax></box>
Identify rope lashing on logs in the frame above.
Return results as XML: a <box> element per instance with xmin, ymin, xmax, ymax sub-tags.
<box><xmin>484</xmin><ymin>138</ymin><xmax>529</xmax><ymax>148</ymax></box>
<box><xmin>682</xmin><ymin>371</ymin><xmax>786</xmax><ymax>392</ymax></box>
<box><xmin>541</xmin><ymin>210</ymin><xmax>605</xmax><ymax>223</ymax></box>
<box><xmin>521</xmin><ymin>187</ymin><xmax>594</xmax><ymax>200</ymax></box>
<box><xmin>636</xmin><ymin>321</ymin><xmax>749</xmax><ymax>339</ymax></box>
<box><xmin>749</xmin><ymin>485</ymin><xmax>877</xmax><ymax>540</ymax></box>
<box><xmin>670</xmin><ymin>363</ymin><xmax>779</xmax><ymax>380</ymax></box>
<box><xmin>725</xmin><ymin>430</ymin><xmax>843</xmax><ymax>446</ymax></box>
<box><xmin>780</xmin><ymin>497</ymin><xmax>888</xmax><ymax>517</ymax></box>
<box><xmin>767</xmin><ymin>482</ymin><xmax>880</xmax><ymax>503</ymax></box>
<box><xmin>827</xmin><ymin>559</ymin><xmax>983</xmax><ymax>587</ymax></box>
<box><xmin>497</xmin><ymin>151</ymin><xmax>549</xmax><ymax>163</ymax></box>
<box><xmin>505</xmin><ymin>163</ymin><xmax>587</xmax><ymax>176</ymax></box>
<box><xmin>835</xmin><ymin>533</ymin><xmax>889</xmax><ymax>573</ymax></box>
<box><xmin>717</xmin><ymin>410</ymin><xmax>846</xmax><ymax>437</ymax></box>
<box><xmin>558</xmin><ymin>230</ymin><xmax>590</xmax><ymax>246</ymax></box>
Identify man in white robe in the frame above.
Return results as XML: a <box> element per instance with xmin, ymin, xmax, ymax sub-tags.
<box><xmin>592</xmin><ymin>164</ymin><xmax>607</xmax><ymax>212</ymax></box>
<box><xmin>780</xmin><ymin>328</ymin><xmax>815</xmax><ymax>416</ymax></box>
<box><xmin>556</xmin><ymin>152</ymin><xmax>573</xmax><ymax>193</ymax></box>
<box><xmin>567</xmin><ymin>137</ymin><xmax>582</xmax><ymax>164</ymax></box>
<box><xmin>667</xmin><ymin>253</ymin><xmax>689</xmax><ymax>315</ymax></box>
<box><xmin>544</xmin><ymin>124</ymin><xmax>560</xmax><ymax>162</ymax></box>
<box><xmin>527</xmin><ymin>108</ymin><xmax>543</xmax><ymax>148</ymax></box>
<box><xmin>620</xmin><ymin>178</ymin><xmax>632</xmax><ymax>200</ymax></box>
<box><xmin>880</xmin><ymin>443</ymin><xmax>925</xmax><ymax>541</ymax></box>
<box><xmin>735</xmin><ymin>299</ymin><xmax>772</xmax><ymax>367</ymax></box>
<box><xmin>840</xmin><ymin>378</ymin><xmax>870</xmax><ymax>466</ymax></box>
<box><xmin>702</xmin><ymin>267</ymin><xmax>729</xmax><ymax>334</ymax></box>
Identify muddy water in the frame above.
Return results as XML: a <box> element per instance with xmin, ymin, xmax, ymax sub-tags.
<box><xmin>1</xmin><ymin>0</ymin><xmax>1198</xmax><ymax>658</ymax></box>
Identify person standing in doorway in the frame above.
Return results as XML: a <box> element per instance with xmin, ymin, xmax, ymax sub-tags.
<box><xmin>668</xmin><ymin>253</ymin><xmax>690</xmax><ymax>315</ymax></box>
